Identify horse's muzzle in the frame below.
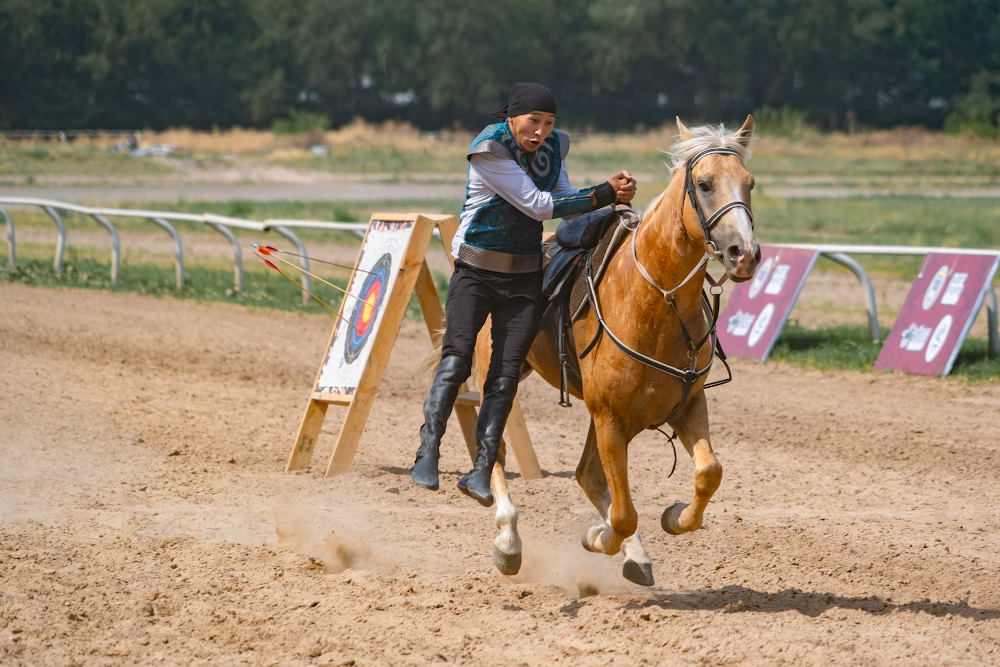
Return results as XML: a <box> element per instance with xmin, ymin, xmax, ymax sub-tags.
<box><xmin>724</xmin><ymin>242</ymin><xmax>760</xmax><ymax>281</ymax></box>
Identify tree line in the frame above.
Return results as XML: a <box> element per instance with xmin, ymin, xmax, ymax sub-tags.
<box><xmin>2</xmin><ymin>0</ymin><xmax>998</xmax><ymax>133</ymax></box>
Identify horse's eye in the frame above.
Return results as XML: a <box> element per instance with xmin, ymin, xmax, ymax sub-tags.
<box><xmin>698</xmin><ymin>180</ymin><xmax>712</xmax><ymax>192</ymax></box>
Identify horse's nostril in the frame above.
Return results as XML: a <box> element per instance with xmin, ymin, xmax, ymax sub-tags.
<box><xmin>727</xmin><ymin>245</ymin><xmax>742</xmax><ymax>261</ymax></box>
<box><xmin>753</xmin><ymin>246</ymin><xmax>762</xmax><ymax>263</ymax></box>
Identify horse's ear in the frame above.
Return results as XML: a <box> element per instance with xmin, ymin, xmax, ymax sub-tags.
<box><xmin>676</xmin><ymin>116</ymin><xmax>695</xmax><ymax>142</ymax></box>
<box><xmin>735</xmin><ymin>114</ymin><xmax>755</xmax><ymax>147</ymax></box>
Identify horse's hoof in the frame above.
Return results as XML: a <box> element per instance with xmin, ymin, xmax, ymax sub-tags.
<box><xmin>581</xmin><ymin>525</ymin><xmax>617</xmax><ymax>554</ymax></box>
<box><xmin>622</xmin><ymin>559</ymin><xmax>655</xmax><ymax>587</ymax></box>
<box><xmin>492</xmin><ymin>544</ymin><xmax>522</xmax><ymax>575</ymax></box>
<box><xmin>661</xmin><ymin>503</ymin><xmax>687</xmax><ymax>535</ymax></box>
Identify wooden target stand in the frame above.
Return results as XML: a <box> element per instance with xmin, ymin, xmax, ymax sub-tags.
<box><xmin>285</xmin><ymin>212</ymin><xmax>542</xmax><ymax>480</ymax></box>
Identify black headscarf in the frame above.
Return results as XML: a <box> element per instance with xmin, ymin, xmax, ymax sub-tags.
<box><xmin>491</xmin><ymin>82</ymin><xmax>557</xmax><ymax>120</ymax></box>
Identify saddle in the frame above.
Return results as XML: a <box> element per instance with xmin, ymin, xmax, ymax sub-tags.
<box><xmin>540</xmin><ymin>206</ymin><xmax>638</xmax><ymax>406</ymax></box>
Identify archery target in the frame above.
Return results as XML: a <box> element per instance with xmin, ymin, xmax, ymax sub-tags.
<box><xmin>344</xmin><ymin>253</ymin><xmax>391</xmax><ymax>364</ymax></box>
<box><xmin>315</xmin><ymin>218</ymin><xmax>416</xmax><ymax>396</ymax></box>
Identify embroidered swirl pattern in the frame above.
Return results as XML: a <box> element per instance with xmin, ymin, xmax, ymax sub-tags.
<box><xmin>531</xmin><ymin>147</ymin><xmax>551</xmax><ymax>178</ymax></box>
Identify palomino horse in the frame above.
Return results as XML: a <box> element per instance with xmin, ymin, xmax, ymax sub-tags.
<box><xmin>476</xmin><ymin>116</ymin><xmax>760</xmax><ymax>586</ymax></box>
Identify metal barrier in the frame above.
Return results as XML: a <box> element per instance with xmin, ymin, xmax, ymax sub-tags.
<box><xmin>1</xmin><ymin>205</ymin><xmax>14</xmax><ymax>266</ymax></box>
<box><xmin>42</xmin><ymin>206</ymin><xmax>66</xmax><ymax>272</ymax></box>
<box><xmin>3</xmin><ymin>196</ymin><xmax>992</xmax><ymax>354</ymax></box>
<box><xmin>775</xmin><ymin>243</ymin><xmax>999</xmax><ymax>356</ymax></box>
<box><xmin>0</xmin><ymin>196</ymin><xmax>371</xmax><ymax>306</ymax></box>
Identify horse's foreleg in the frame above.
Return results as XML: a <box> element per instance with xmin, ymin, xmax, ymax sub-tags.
<box><xmin>581</xmin><ymin>414</ymin><xmax>637</xmax><ymax>556</ymax></box>
<box><xmin>576</xmin><ymin>419</ymin><xmax>654</xmax><ymax>586</ymax></box>
<box><xmin>475</xmin><ymin>323</ymin><xmax>522</xmax><ymax>575</ymax></box>
<box><xmin>662</xmin><ymin>390</ymin><xmax>722</xmax><ymax>535</ymax></box>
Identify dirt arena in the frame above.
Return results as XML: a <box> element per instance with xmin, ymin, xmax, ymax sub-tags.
<box><xmin>2</xmin><ymin>282</ymin><xmax>999</xmax><ymax>666</ymax></box>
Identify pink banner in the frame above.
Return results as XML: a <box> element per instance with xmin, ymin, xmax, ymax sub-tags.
<box><xmin>717</xmin><ymin>245</ymin><xmax>819</xmax><ymax>361</ymax></box>
<box><xmin>875</xmin><ymin>253</ymin><xmax>999</xmax><ymax>377</ymax></box>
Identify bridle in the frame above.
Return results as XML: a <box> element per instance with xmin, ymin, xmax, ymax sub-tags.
<box><xmin>581</xmin><ymin>147</ymin><xmax>754</xmax><ymax>430</ymax></box>
<box><xmin>684</xmin><ymin>147</ymin><xmax>754</xmax><ymax>258</ymax></box>
<box><xmin>629</xmin><ymin>147</ymin><xmax>754</xmax><ymax>306</ymax></box>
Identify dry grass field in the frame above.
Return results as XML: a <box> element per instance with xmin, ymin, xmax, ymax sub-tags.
<box><xmin>6</xmin><ymin>121</ymin><xmax>1000</xmax><ymax>190</ymax></box>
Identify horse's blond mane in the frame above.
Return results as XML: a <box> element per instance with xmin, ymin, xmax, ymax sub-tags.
<box><xmin>666</xmin><ymin>123</ymin><xmax>752</xmax><ymax>174</ymax></box>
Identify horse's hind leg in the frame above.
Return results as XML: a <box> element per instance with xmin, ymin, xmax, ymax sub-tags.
<box><xmin>577</xmin><ymin>419</ymin><xmax>654</xmax><ymax>586</ymax></box>
<box><xmin>661</xmin><ymin>390</ymin><xmax>722</xmax><ymax>535</ymax></box>
<box><xmin>475</xmin><ymin>323</ymin><xmax>522</xmax><ymax>575</ymax></box>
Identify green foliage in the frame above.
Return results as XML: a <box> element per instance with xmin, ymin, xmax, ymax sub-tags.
<box><xmin>1</xmin><ymin>0</ymin><xmax>999</xmax><ymax>130</ymax></box>
<box><xmin>271</xmin><ymin>110</ymin><xmax>330</xmax><ymax>136</ymax></box>
<box><xmin>0</xmin><ymin>0</ymin><xmax>256</xmax><ymax>130</ymax></box>
<box><xmin>751</xmin><ymin>106</ymin><xmax>814</xmax><ymax>139</ymax></box>
<box><xmin>769</xmin><ymin>323</ymin><xmax>998</xmax><ymax>382</ymax></box>
<box><xmin>944</xmin><ymin>70</ymin><xmax>1000</xmax><ymax>138</ymax></box>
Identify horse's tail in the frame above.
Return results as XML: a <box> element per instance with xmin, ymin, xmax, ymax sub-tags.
<box><xmin>418</xmin><ymin>329</ymin><xmax>447</xmax><ymax>376</ymax></box>
<box><xmin>419</xmin><ymin>328</ymin><xmax>478</xmax><ymax>379</ymax></box>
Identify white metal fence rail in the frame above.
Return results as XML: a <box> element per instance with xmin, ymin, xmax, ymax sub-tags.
<box><xmin>1</xmin><ymin>196</ymin><xmax>996</xmax><ymax>355</ymax></box>
<box><xmin>0</xmin><ymin>196</ymin><xmax>369</xmax><ymax>305</ymax></box>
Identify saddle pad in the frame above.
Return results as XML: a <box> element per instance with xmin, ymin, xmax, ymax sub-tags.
<box><xmin>555</xmin><ymin>208</ymin><xmax>621</xmax><ymax>250</ymax></box>
<box><xmin>542</xmin><ymin>244</ymin><xmax>585</xmax><ymax>297</ymax></box>
<box><xmin>568</xmin><ymin>217</ymin><xmax>631</xmax><ymax>320</ymax></box>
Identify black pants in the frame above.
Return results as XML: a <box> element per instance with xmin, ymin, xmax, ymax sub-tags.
<box><xmin>441</xmin><ymin>260</ymin><xmax>544</xmax><ymax>383</ymax></box>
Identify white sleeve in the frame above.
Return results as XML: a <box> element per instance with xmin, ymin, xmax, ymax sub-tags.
<box><xmin>550</xmin><ymin>161</ymin><xmax>576</xmax><ymax>196</ymax></box>
<box><xmin>469</xmin><ymin>154</ymin><xmax>554</xmax><ymax>221</ymax></box>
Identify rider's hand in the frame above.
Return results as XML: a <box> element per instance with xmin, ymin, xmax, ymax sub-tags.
<box><xmin>608</xmin><ymin>170</ymin><xmax>637</xmax><ymax>204</ymax></box>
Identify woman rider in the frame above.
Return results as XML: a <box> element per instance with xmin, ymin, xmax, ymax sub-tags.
<box><xmin>410</xmin><ymin>82</ymin><xmax>637</xmax><ymax>507</ymax></box>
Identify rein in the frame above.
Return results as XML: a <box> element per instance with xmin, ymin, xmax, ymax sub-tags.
<box><xmin>580</xmin><ymin>147</ymin><xmax>752</xmax><ymax>430</ymax></box>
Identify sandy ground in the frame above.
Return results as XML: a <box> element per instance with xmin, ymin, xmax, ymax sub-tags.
<box><xmin>2</xmin><ymin>283</ymin><xmax>999</xmax><ymax>666</ymax></box>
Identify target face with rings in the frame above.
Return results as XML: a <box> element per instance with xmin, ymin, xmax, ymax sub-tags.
<box><xmin>344</xmin><ymin>252</ymin><xmax>392</xmax><ymax>364</ymax></box>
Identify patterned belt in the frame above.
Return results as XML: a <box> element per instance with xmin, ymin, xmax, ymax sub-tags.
<box><xmin>457</xmin><ymin>244</ymin><xmax>542</xmax><ymax>273</ymax></box>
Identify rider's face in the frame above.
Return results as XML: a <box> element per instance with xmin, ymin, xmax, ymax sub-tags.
<box><xmin>508</xmin><ymin>112</ymin><xmax>556</xmax><ymax>152</ymax></box>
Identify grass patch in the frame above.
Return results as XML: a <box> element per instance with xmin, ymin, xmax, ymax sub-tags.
<box><xmin>769</xmin><ymin>322</ymin><xmax>999</xmax><ymax>382</ymax></box>
<box><xmin>754</xmin><ymin>196</ymin><xmax>1000</xmax><ymax>249</ymax></box>
<box><xmin>750</xmin><ymin>194</ymin><xmax>1000</xmax><ymax>277</ymax></box>
<box><xmin>0</xmin><ymin>254</ymin><xmax>449</xmax><ymax>321</ymax></box>
<box><xmin>768</xmin><ymin>323</ymin><xmax>885</xmax><ymax>371</ymax></box>
<box><xmin>0</xmin><ymin>141</ymin><xmax>172</xmax><ymax>179</ymax></box>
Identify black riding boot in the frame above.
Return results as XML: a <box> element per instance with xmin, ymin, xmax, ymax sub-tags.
<box><xmin>458</xmin><ymin>375</ymin><xmax>518</xmax><ymax>507</ymax></box>
<box><xmin>411</xmin><ymin>355</ymin><xmax>471</xmax><ymax>490</ymax></box>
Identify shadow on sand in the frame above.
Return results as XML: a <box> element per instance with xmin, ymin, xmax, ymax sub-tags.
<box><xmin>561</xmin><ymin>585</ymin><xmax>998</xmax><ymax>621</ymax></box>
